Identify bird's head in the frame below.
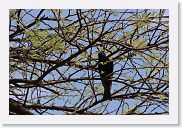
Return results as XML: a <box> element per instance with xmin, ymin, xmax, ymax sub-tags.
<box><xmin>98</xmin><ymin>50</ymin><xmax>107</xmax><ymax>62</ymax></box>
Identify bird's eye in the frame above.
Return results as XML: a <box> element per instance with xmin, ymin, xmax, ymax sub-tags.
<box><xmin>109</xmin><ymin>57</ymin><xmax>112</xmax><ymax>60</ymax></box>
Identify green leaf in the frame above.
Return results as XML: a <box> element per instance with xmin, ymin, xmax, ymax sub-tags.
<box><xmin>113</xmin><ymin>11</ymin><xmax>119</xmax><ymax>16</ymax></box>
<box><xmin>85</xmin><ymin>89</ymin><xmax>92</xmax><ymax>94</ymax></box>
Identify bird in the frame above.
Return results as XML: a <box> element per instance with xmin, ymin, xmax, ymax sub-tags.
<box><xmin>98</xmin><ymin>51</ymin><xmax>114</xmax><ymax>100</ymax></box>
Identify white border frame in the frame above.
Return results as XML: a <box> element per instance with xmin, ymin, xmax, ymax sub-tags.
<box><xmin>0</xmin><ymin>0</ymin><xmax>178</xmax><ymax>124</ymax></box>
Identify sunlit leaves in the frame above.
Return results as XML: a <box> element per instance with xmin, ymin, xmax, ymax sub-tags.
<box><xmin>113</xmin><ymin>11</ymin><xmax>119</xmax><ymax>17</ymax></box>
<box><xmin>130</xmin><ymin>38</ymin><xmax>147</xmax><ymax>49</ymax></box>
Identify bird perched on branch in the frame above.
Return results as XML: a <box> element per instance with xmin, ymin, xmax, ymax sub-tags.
<box><xmin>98</xmin><ymin>51</ymin><xmax>114</xmax><ymax>100</ymax></box>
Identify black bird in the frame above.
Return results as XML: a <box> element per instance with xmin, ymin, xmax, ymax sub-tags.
<box><xmin>98</xmin><ymin>51</ymin><xmax>114</xmax><ymax>100</ymax></box>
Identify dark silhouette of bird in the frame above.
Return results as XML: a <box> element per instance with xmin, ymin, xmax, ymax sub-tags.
<box><xmin>98</xmin><ymin>51</ymin><xmax>114</xmax><ymax>100</ymax></box>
